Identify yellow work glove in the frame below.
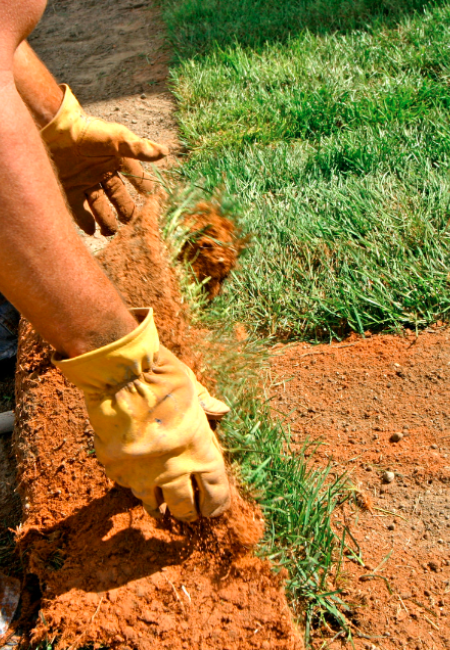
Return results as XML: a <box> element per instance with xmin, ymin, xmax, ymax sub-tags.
<box><xmin>183</xmin><ymin>365</ymin><xmax>230</xmax><ymax>421</ymax></box>
<box><xmin>41</xmin><ymin>85</ymin><xmax>169</xmax><ymax>237</ymax></box>
<box><xmin>53</xmin><ymin>309</ymin><xmax>231</xmax><ymax>522</ymax></box>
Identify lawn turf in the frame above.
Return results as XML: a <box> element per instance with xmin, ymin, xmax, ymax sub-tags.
<box><xmin>164</xmin><ymin>0</ymin><xmax>450</xmax><ymax>339</ymax></box>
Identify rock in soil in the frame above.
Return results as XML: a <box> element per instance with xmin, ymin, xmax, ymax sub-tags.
<box><xmin>382</xmin><ymin>471</ymin><xmax>396</xmax><ymax>484</ymax></box>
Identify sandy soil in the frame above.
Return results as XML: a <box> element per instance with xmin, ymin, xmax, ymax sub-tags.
<box><xmin>271</xmin><ymin>329</ymin><xmax>450</xmax><ymax>649</ymax></box>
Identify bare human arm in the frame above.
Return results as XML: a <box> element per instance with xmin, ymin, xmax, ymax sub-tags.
<box><xmin>1</xmin><ymin>0</ymin><xmax>231</xmax><ymax>522</ymax></box>
<box><xmin>0</xmin><ymin>0</ymin><xmax>136</xmax><ymax>357</ymax></box>
<box><xmin>13</xmin><ymin>39</ymin><xmax>63</xmax><ymax>128</ymax></box>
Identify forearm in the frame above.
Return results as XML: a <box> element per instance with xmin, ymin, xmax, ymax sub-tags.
<box><xmin>0</xmin><ymin>75</ymin><xmax>136</xmax><ymax>357</ymax></box>
<box><xmin>14</xmin><ymin>40</ymin><xmax>63</xmax><ymax>128</ymax></box>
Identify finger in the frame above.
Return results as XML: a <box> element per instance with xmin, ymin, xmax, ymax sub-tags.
<box><xmin>139</xmin><ymin>486</ymin><xmax>165</xmax><ymax>519</ymax></box>
<box><xmin>112</xmin><ymin>124</ymin><xmax>170</xmax><ymax>161</ymax></box>
<box><xmin>195</xmin><ymin>468</ymin><xmax>231</xmax><ymax>518</ymax></box>
<box><xmin>181</xmin><ymin>365</ymin><xmax>231</xmax><ymax>421</ymax></box>
<box><xmin>101</xmin><ymin>172</ymin><xmax>135</xmax><ymax>225</ymax></box>
<box><xmin>85</xmin><ymin>184</ymin><xmax>118</xmax><ymax>236</ymax></box>
<box><xmin>161</xmin><ymin>476</ymin><xmax>198</xmax><ymax>522</ymax></box>
<box><xmin>120</xmin><ymin>157</ymin><xmax>155</xmax><ymax>196</ymax></box>
<box><xmin>65</xmin><ymin>190</ymin><xmax>97</xmax><ymax>236</ymax></box>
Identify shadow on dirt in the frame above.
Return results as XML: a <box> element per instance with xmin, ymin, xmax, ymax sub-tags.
<box><xmin>19</xmin><ymin>487</ymin><xmax>193</xmax><ymax>596</ymax></box>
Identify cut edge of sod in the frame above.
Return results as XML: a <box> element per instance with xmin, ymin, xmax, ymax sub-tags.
<box><xmin>161</xmin><ymin>192</ymin><xmax>356</xmax><ymax>645</ymax></box>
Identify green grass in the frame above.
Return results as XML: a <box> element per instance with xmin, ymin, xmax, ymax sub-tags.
<box><xmin>163</xmin><ymin>0</ymin><xmax>450</xmax><ymax>339</ymax></box>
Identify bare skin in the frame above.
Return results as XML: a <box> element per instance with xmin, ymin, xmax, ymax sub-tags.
<box><xmin>14</xmin><ymin>40</ymin><xmax>63</xmax><ymax>128</ymax></box>
<box><xmin>0</xmin><ymin>0</ymin><xmax>137</xmax><ymax>357</ymax></box>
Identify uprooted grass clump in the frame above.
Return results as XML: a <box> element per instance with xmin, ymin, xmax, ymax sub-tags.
<box><xmin>163</xmin><ymin>0</ymin><xmax>450</xmax><ymax>339</ymax></box>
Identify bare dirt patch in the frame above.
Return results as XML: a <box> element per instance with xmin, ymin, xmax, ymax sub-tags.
<box><xmin>271</xmin><ymin>330</ymin><xmax>450</xmax><ymax>649</ymax></box>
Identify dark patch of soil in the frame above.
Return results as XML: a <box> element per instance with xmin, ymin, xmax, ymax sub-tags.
<box><xmin>12</xmin><ymin>197</ymin><xmax>303</xmax><ymax>649</ymax></box>
<box><xmin>271</xmin><ymin>329</ymin><xmax>450</xmax><ymax>649</ymax></box>
<box><xmin>180</xmin><ymin>202</ymin><xmax>242</xmax><ymax>299</ymax></box>
<box><xmin>0</xmin><ymin>358</ymin><xmax>16</xmax><ymax>412</ymax></box>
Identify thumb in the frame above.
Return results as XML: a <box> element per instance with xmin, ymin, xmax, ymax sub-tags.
<box><xmin>108</xmin><ymin>123</ymin><xmax>170</xmax><ymax>161</ymax></box>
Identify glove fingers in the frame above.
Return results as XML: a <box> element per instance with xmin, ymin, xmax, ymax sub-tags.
<box><xmin>111</xmin><ymin>124</ymin><xmax>170</xmax><ymax>161</ymax></box>
<box><xmin>66</xmin><ymin>190</ymin><xmax>97</xmax><ymax>236</ymax></box>
<box><xmin>140</xmin><ymin>486</ymin><xmax>165</xmax><ymax>519</ymax></box>
<box><xmin>85</xmin><ymin>184</ymin><xmax>119</xmax><ymax>237</ymax></box>
<box><xmin>195</xmin><ymin>468</ymin><xmax>231</xmax><ymax>518</ymax></box>
<box><xmin>101</xmin><ymin>172</ymin><xmax>136</xmax><ymax>225</ymax></box>
<box><xmin>182</xmin><ymin>365</ymin><xmax>231</xmax><ymax>421</ymax></box>
<box><xmin>120</xmin><ymin>157</ymin><xmax>155</xmax><ymax>196</ymax></box>
<box><xmin>161</xmin><ymin>476</ymin><xmax>198</xmax><ymax>523</ymax></box>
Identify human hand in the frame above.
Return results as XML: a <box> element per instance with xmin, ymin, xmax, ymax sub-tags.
<box><xmin>54</xmin><ymin>308</ymin><xmax>231</xmax><ymax>522</ymax></box>
<box><xmin>41</xmin><ymin>85</ymin><xmax>169</xmax><ymax>236</ymax></box>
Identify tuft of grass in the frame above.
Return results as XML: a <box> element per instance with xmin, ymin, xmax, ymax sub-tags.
<box><xmin>163</xmin><ymin>0</ymin><xmax>450</xmax><ymax>339</ymax></box>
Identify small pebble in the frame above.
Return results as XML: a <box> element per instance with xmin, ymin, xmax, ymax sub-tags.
<box><xmin>114</xmin><ymin>106</ymin><xmax>120</xmax><ymax>111</ymax></box>
<box><xmin>131</xmin><ymin>119</ymin><xmax>138</xmax><ymax>124</ymax></box>
<box><xmin>390</xmin><ymin>431</ymin><xmax>403</xmax><ymax>443</ymax></box>
<box><xmin>140</xmin><ymin>93</ymin><xmax>147</xmax><ymax>99</ymax></box>
<box><xmin>382</xmin><ymin>471</ymin><xmax>395</xmax><ymax>484</ymax></box>
<box><xmin>365</xmin><ymin>465</ymin><xmax>373</xmax><ymax>472</ymax></box>
<box><xmin>387</xmin><ymin>523</ymin><xmax>395</xmax><ymax>531</ymax></box>
<box><xmin>431</xmin><ymin>443</ymin><xmax>438</xmax><ymax>450</ymax></box>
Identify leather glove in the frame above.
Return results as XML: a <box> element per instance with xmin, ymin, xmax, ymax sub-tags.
<box><xmin>183</xmin><ymin>365</ymin><xmax>230</xmax><ymax>421</ymax></box>
<box><xmin>53</xmin><ymin>308</ymin><xmax>231</xmax><ymax>522</ymax></box>
<box><xmin>41</xmin><ymin>85</ymin><xmax>169</xmax><ymax>237</ymax></box>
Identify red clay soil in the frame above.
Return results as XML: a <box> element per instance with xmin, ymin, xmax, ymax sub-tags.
<box><xmin>271</xmin><ymin>330</ymin><xmax>450</xmax><ymax>649</ymax></box>
<box><xmin>180</xmin><ymin>202</ymin><xmax>242</xmax><ymax>299</ymax></box>
<box><xmin>11</xmin><ymin>199</ymin><xmax>303</xmax><ymax>650</ymax></box>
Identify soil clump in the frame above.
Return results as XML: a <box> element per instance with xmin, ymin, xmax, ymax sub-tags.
<box><xmin>180</xmin><ymin>202</ymin><xmax>243</xmax><ymax>299</ymax></box>
<box><xmin>271</xmin><ymin>329</ymin><xmax>450</xmax><ymax>649</ymax></box>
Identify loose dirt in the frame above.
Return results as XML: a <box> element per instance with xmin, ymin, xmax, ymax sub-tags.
<box><xmin>271</xmin><ymin>329</ymin><xmax>450</xmax><ymax>649</ymax></box>
<box><xmin>180</xmin><ymin>202</ymin><xmax>242</xmax><ymax>299</ymax></box>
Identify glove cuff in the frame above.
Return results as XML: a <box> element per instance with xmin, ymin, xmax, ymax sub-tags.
<box><xmin>53</xmin><ymin>308</ymin><xmax>159</xmax><ymax>393</ymax></box>
<box><xmin>40</xmin><ymin>84</ymin><xmax>85</xmax><ymax>149</ymax></box>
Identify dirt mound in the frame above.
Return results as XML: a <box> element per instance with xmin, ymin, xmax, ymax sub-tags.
<box><xmin>271</xmin><ymin>330</ymin><xmax>450</xmax><ymax>648</ymax></box>
<box><xmin>12</xmin><ymin>198</ymin><xmax>303</xmax><ymax>649</ymax></box>
<box><xmin>180</xmin><ymin>202</ymin><xmax>243</xmax><ymax>299</ymax></box>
